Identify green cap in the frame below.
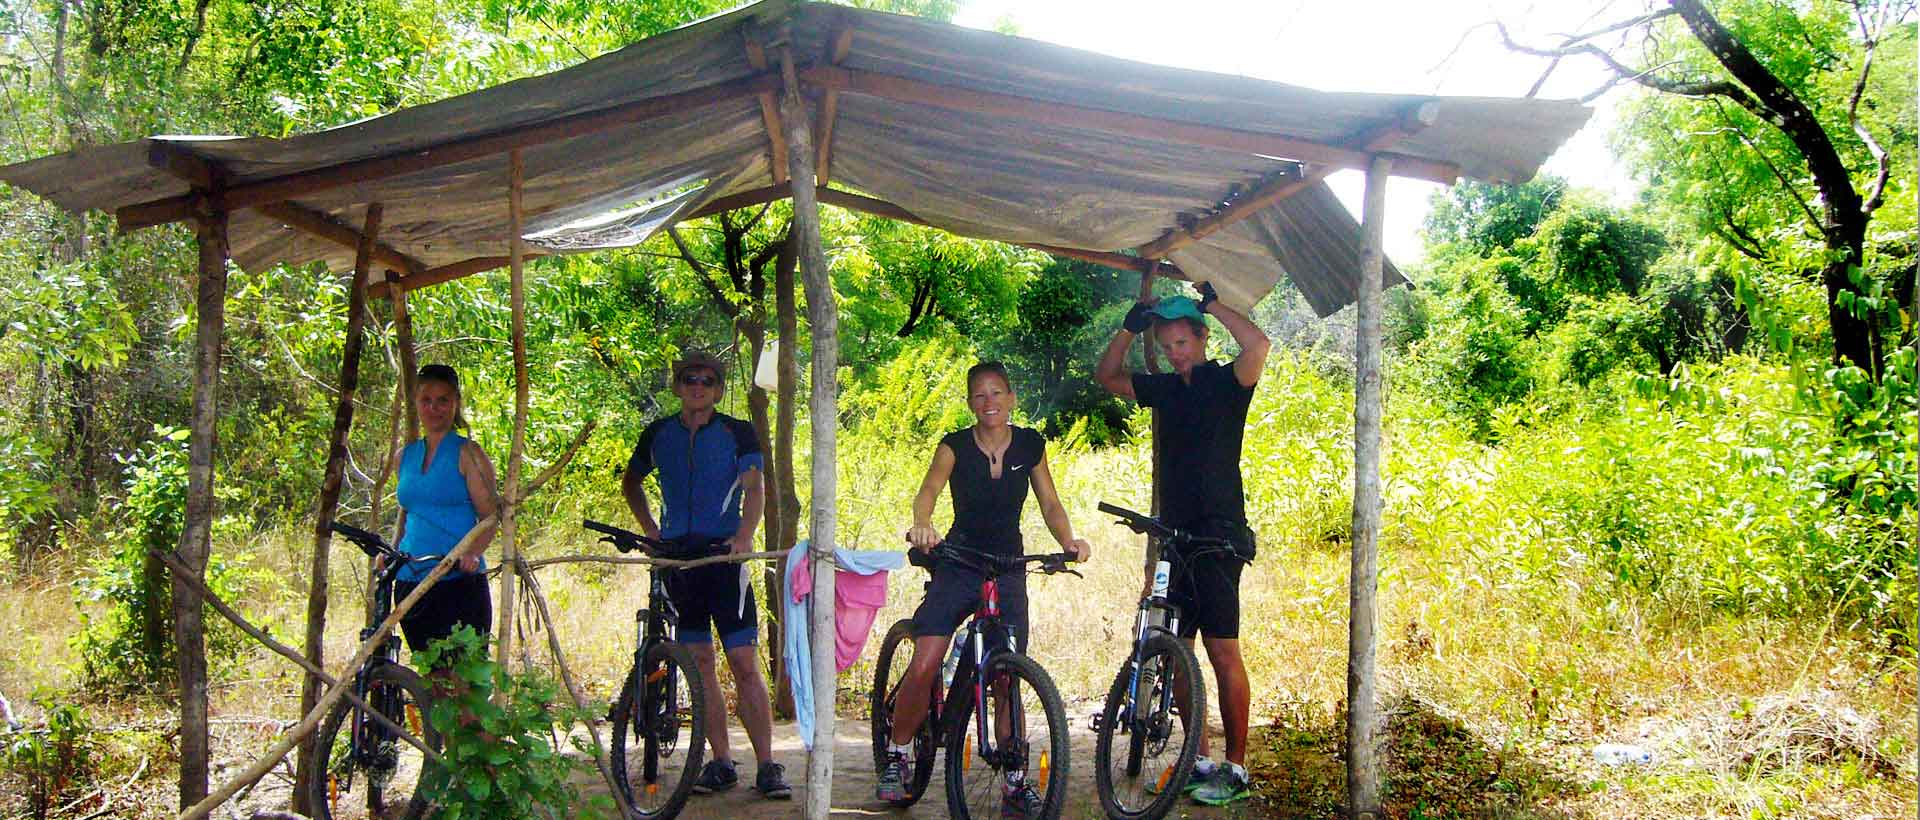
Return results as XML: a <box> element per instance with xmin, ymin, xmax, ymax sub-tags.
<box><xmin>1148</xmin><ymin>295</ymin><xmax>1204</xmax><ymax>322</ymax></box>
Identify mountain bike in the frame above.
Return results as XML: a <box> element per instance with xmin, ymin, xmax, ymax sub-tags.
<box><xmin>582</xmin><ymin>519</ymin><xmax>721</xmax><ymax>820</ymax></box>
<box><xmin>869</xmin><ymin>538</ymin><xmax>1081</xmax><ymax>819</ymax></box>
<box><xmin>306</xmin><ymin>521</ymin><xmax>447</xmax><ymax>820</ymax></box>
<box><xmin>1089</xmin><ymin>502</ymin><xmax>1245</xmax><ymax>820</ymax></box>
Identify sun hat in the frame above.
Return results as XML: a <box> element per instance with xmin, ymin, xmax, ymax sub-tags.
<box><xmin>671</xmin><ymin>349</ymin><xmax>727</xmax><ymax>382</ymax></box>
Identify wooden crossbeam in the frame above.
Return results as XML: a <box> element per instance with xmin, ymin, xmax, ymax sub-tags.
<box><xmin>257</xmin><ymin>201</ymin><xmax>427</xmax><ymax>277</ymax></box>
<box><xmin>743</xmin><ymin>41</ymin><xmax>790</xmax><ymax>185</ymax></box>
<box><xmin>799</xmin><ymin>65</ymin><xmax>1461</xmax><ymax>184</ymax></box>
<box><xmin>368</xmin><ymin>253</ymin><xmax>541</xmax><ymax>298</ymax></box>
<box><xmin>118</xmin><ymin>72</ymin><xmax>781</xmax><ymax>232</ymax></box>
<box><xmin>147</xmin><ymin>141</ymin><xmax>428</xmax><ymax>277</ymax></box>
<box><xmin>1135</xmin><ymin>103</ymin><xmax>1441</xmax><ymax>260</ymax></box>
<box><xmin>816</xmin><ymin>22</ymin><xmax>856</xmax><ymax>185</ymax></box>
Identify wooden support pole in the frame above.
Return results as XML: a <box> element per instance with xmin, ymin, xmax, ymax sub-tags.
<box><xmin>1346</xmin><ymin>153</ymin><xmax>1392</xmax><ymax>820</ymax></box>
<box><xmin>178</xmin><ymin>517</ymin><xmax>497</xmax><ymax>820</ymax></box>
<box><xmin>390</xmin><ymin>281</ymin><xmax>419</xmax><ymax>441</ymax></box>
<box><xmin>778</xmin><ymin>42</ymin><xmax>839</xmax><ymax>819</ymax></box>
<box><xmin>292</xmin><ymin>202</ymin><xmax>383</xmax><ymax>815</ymax></box>
<box><xmin>496</xmin><ymin>149</ymin><xmax>529</xmax><ymax>669</ymax></box>
<box><xmin>173</xmin><ymin>204</ymin><xmax>228</xmax><ymax>809</ymax></box>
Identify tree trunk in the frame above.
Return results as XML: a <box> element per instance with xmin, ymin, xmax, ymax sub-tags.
<box><xmin>772</xmin><ymin>228</ymin><xmax>801</xmax><ymax>719</ymax></box>
<box><xmin>174</xmin><ymin>207</ymin><xmax>229</xmax><ymax>809</ymax></box>
<box><xmin>392</xmin><ymin>284</ymin><xmax>420</xmax><ymax>441</ymax></box>
<box><xmin>743</xmin><ymin>321</ymin><xmax>791</xmax><ymax>716</ymax></box>
<box><xmin>1346</xmin><ymin>155</ymin><xmax>1391</xmax><ymax>820</ymax></box>
<box><xmin>780</xmin><ymin>47</ymin><xmax>839</xmax><ymax>820</ymax></box>
<box><xmin>292</xmin><ymin>203</ymin><xmax>382</xmax><ymax>815</ymax></box>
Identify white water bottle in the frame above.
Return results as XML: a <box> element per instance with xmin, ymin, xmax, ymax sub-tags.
<box><xmin>941</xmin><ymin>636</ymin><xmax>967</xmax><ymax>689</ymax></box>
<box><xmin>1144</xmin><ymin>560</ymin><xmax>1172</xmax><ymax>632</ymax></box>
<box><xmin>1592</xmin><ymin>743</ymin><xmax>1653</xmax><ymax>766</ymax></box>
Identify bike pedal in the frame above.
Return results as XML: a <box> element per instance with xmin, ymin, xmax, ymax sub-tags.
<box><xmin>1088</xmin><ymin>713</ymin><xmax>1105</xmax><ymax>732</ymax></box>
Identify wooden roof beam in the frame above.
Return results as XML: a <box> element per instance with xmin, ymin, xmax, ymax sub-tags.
<box><xmin>118</xmin><ymin>72</ymin><xmax>782</xmax><ymax>232</ymax></box>
<box><xmin>798</xmin><ymin>66</ymin><xmax>1461</xmax><ymax>185</ymax></box>
<box><xmin>1135</xmin><ymin>102</ymin><xmax>1442</xmax><ymax>260</ymax></box>
<box><xmin>368</xmin><ymin>252</ymin><xmax>549</xmax><ymax>299</ymax></box>
<box><xmin>743</xmin><ymin>40</ymin><xmax>790</xmax><ymax>185</ymax></box>
<box><xmin>148</xmin><ymin>141</ymin><xmax>429</xmax><ymax>277</ymax></box>
<box><xmin>257</xmin><ymin>201</ymin><xmax>427</xmax><ymax>278</ymax></box>
<box><xmin>815</xmin><ymin>20</ymin><xmax>855</xmax><ymax>185</ymax></box>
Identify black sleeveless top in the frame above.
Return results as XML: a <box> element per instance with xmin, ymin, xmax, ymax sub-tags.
<box><xmin>941</xmin><ymin>426</ymin><xmax>1045</xmax><ymax>556</ymax></box>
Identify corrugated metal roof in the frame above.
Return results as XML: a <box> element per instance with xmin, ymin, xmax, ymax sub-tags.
<box><xmin>0</xmin><ymin>0</ymin><xmax>1589</xmax><ymax>315</ymax></box>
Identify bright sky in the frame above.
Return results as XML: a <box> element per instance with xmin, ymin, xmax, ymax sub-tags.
<box><xmin>952</xmin><ymin>0</ymin><xmax>1646</xmax><ymax>265</ymax></box>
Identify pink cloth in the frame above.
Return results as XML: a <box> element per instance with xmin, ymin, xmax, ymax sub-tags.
<box><xmin>791</xmin><ymin>555</ymin><xmax>894</xmax><ymax>672</ymax></box>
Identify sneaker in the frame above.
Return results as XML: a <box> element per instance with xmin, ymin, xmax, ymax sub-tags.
<box><xmin>692</xmin><ymin>759</ymin><xmax>738</xmax><ymax>794</ymax></box>
<box><xmin>1148</xmin><ymin>757</ymin><xmax>1215</xmax><ymax>795</ymax></box>
<box><xmin>754</xmin><ymin>761</ymin><xmax>792</xmax><ymax>800</ymax></box>
<box><xmin>1190</xmin><ymin>763</ymin><xmax>1250</xmax><ymax>806</ymax></box>
<box><xmin>876</xmin><ymin>752</ymin><xmax>911</xmax><ymax>802</ymax></box>
<box><xmin>1000</xmin><ymin>781</ymin><xmax>1045</xmax><ymax>819</ymax></box>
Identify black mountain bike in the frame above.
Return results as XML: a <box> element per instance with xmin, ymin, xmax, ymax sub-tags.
<box><xmin>1090</xmin><ymin>502</ymin><xmax>1245</xmax><ymax>820</ymax></box>
<box><xmin>306</xmin><ymin>521</ymin><xmax>447</xmax><ymax>820</ymax></box>
<box><xmin>582</xmin><ymin>519</ymin><xmax>718</xmax><ymax>820</ymax></box>
<box><xmin>870</xmin><ymin>538</ymin><xmax>1081</xmax><ymax>820</ymax></box>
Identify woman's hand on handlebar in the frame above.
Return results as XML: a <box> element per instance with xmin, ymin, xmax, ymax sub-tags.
<box><xmin>457</xmin><ymin>546</ymin><xmax>482</xmax><ymax>574</ymax></box>
<box><xmin>1065</xmin><ymin>537</ymin><xmax>1092</xmax><ymax>563</ymax></box>
<box><xmin>905</xmin><ymin>524</ymin><xmax>940</xmax><ymax>552</ymax></box>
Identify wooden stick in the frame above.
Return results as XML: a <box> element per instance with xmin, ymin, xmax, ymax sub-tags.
<box><xmin>512</xmin><ymin>420</ymin><xmax>596</xmax><ymax>504</ymax></box>
<box><xmin>501</xmin><ymin>550</ymin><xmax>786</xmax><ymax>574</ymax></box>
<box><xmin>256</xmin><ymin>201</ymin><xmax>424</xmax><ymax>278</ymax></box>
<box><xmin>815</xmin><ymin>21</ymin><xmax>855</xmax><ymax>185</ymax></box>
<box><xmin>295</xmin><ymin>202</ymin><xmax>383</xmax><ymax>814</ymax></box>
<box><xmin>177</xmin><ymin>516</ymin><xmax>497</xmax><ymax>820</ymax></box>
<box><xmin>743</xmin><ymin>39</ymin><xmax>790</xmax><ymax>186</ymax></box>
<box><xmin>515</xmin><ymin>561</ymin><xmax>630</xmax><ymax>815</ymax></box>
<box><xmin>148</xmin><ymin>549</ymin><xmax>444</xmax><ymax>766</ymax></box>
<box><xmin>1345</xmin><ymin>154</ymin><xmax>1392</xmax><ymax>820</ymax></box>
<box><xmin>497</xmin><ymin>149</ymin><xmax>529</xmax><ymax>671</ymax></box>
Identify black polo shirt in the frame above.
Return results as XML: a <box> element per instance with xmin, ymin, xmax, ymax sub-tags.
<box><xmin>1132</xmin><ymin>360</ymin><xmax>1254</xmax><ymax>536</ymax></box>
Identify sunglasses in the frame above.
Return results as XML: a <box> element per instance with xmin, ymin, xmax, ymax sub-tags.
<box><xmin>678</xmin><ymin>372</ymin><xmax>718</xmax><ymax>387</ymax></box>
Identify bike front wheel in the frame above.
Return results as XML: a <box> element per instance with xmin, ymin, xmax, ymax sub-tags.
<box><xmin>1094</xmin><ymin>632</ymin><xmax>1205</xmax><ymax>820</ymax></box>
<box><xmin>610</xmin><ymin>640</ymin><xmax>706</xmax><ymax>818</ymax></box>
<box><xmin>870</xmin><ymin>619</ymin><xmax>937</xmax><ymax>807</ymax></box>
<box><xmin>942</xmin><ymin>652</ymin><xmax>1070</xmax><ymax>820</ymax></box>
<box><xmin>308</xmin><ymin>663</ymin><xmax>442</xmax><ymax>820</ymax></box>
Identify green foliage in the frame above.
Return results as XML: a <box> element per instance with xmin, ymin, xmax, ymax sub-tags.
<box><xmin>1422</xmin><ymin>176</ymin><xmax>1567</xmax><ymax>254</ymax></box>
<box><xmin>72</xmin><ymin>427</ymin><xmax>259</xmax><ymax>692</ymax></box>
<box><xmin>412</xmin><ymin>626</ymin><xmax>609</xmax><ymax>819</ymax></box>
<box><xmin>1</xmin><ymin>700</ymin><xmax>95</xmax><ymax>820</ymax></box>
<box><xmin>983</xmin><ymin>259</ymin><xmax>1139</xmax><ymax>445</ymax></box>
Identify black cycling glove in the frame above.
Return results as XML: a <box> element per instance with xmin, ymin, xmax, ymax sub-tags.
<box><xmin>1195</xmin><ymin>280</ymin><xmax>1219</xmax><ymax>312</ymax></box>
<box><xmin>1122</xmin><ymin>302</ymin><xmax>1153</xmax><ymax>333</ymax></box>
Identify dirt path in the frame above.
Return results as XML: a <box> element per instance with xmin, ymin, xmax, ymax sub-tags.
<box><xmin>578</xmin><ymin>696</ymin><xmax>1266</xmax><ymax>819</ymax></box>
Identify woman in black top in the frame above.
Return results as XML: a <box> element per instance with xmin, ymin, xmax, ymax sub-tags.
<box><xmin>876</xmin><ymin>362</ymin><xmax>1091</xmax><ymax>808</ymax></box>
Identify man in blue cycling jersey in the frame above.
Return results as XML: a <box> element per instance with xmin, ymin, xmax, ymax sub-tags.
<box><xmin>623</xmin><ymin>349</ymin><xmax>789</xmax><ymax>800</ymax></box>
<box><xmin>1096</xmin><ymin>282</ymin><xmax>1270</xmax><ymax>806</ymax></box>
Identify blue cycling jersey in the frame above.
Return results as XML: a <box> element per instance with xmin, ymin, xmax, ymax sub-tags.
<box><xmin>626</xmin><ymin>412</ymin><xmax>763</xmax><ymax>540</ymax></box>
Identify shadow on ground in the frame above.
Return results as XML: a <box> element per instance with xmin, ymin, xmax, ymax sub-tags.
<box><xmin>1248</xmin><ymin>696</ymin><xmax>1585</xmax><ymax>820</ymax></box>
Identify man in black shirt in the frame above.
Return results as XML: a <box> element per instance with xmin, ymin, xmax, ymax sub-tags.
<box><xmin>1095</xmin><ymin>282</ymin><xmax>1270</xmax><ymax>806</ymax></box>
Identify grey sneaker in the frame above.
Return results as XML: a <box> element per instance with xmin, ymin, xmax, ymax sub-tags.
<box><xmin>876</xmin><ymin>752</ymin><xmax>911</xmax><ymax>802</ymax></box>
<box><xmin>692</xmin><ymin>759</ymin><xmax>738</xmax><ymax>794</ymax></box>
<box><xmin>755</xmin><ymin>761</ymin><xmax>792</xmax><ymax>799</ymax></box>
<box><xmin>1190</xmin><ymin>763</ymin><xmax>1250</xmax><ymax>806</ymax></box>
<box><xmin>1000</xmin><ymin>781</ymin><xmax>1045</xmax><ymax>818</ymax></box>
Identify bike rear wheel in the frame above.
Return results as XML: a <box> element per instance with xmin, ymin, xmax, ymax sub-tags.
<box><xmin>308</xmin><ymin>663</ymin><xmax>442</xmax><ymax>820</ymax></box>
<box><xmin>610</xmin><ymin>640</ymin><xmax>705</xmax><ymax>818</ymax></box>
<box><xmin>942</xmin><ymin>652</ymin><xmax>1069</xmax><ymax>820</ymax></box>
<box><xmin>870</xmin><ymin>619</ymin><xmax>937</xmax><ymax>807</ymax></box>
<box><xmin>1094</xmin><ymin>633</ymin><xmax>1204</xmax><ymax>820</ymax></box>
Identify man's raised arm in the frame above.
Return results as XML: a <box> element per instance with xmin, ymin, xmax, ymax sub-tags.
<box><xmin>1097</xmin><ymin>302</ymin><xmax>1155</xmax><ymax>400</ymax></box>
<box><xmin>1198</xmin><ymin>283</ymin><xmax>1270</xmax><ymax>387</ymax></box>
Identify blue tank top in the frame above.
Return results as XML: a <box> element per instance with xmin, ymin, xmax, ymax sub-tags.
<box><xmin>396</xmin><ymin>432</ymin><xmax>483</xmax><ymax>583</ymax></box>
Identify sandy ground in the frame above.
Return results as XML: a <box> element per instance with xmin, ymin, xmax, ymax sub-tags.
<box><xmin>577</xmin><ymin>696</ymin><xmax>1264</xmax><ymax>820</ymax></box>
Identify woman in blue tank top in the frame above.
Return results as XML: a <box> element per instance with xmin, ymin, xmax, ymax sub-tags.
<box><xmin>393</xmin><ymin>364</ymin><xmax>499</xmax><ymax>656</ymax></box>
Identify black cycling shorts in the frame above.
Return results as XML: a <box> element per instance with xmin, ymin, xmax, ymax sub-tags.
<box><xmin>394</xmin><ymin>572</ymin><xmax>493</xmax><ymax>657</ymax></box>
<box><xmin>1167</xmin><ymin>519</ymin><xmax>1254</xmax><ymax>640</ymax></box>
<box><xmin>665</xmin><ymin>562</ymin><xmax>758</xmax><ymax>650</ymax></box>
<box><xmin>910</xmin><ymin>564</ymin><xmax>1028</xmax><ymax>653</ymax></box>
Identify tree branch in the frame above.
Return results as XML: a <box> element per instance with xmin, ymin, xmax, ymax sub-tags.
<box><xmin>1845</xmin><ymin>0</ymin><xmax>1899</xmax><ymax>214</ymax></box>
<box><xmin>667</xmin><ymin>225</ymin><xmax>738</xmax><ymax>319</ymax></box>
<box><xmin>1496</xmin><ymin>18</ymin><xmax>1763</xmax><ymax>108</ymax></box>
<box><xmin>1706</xmin><ymin>101</ymin><xmax>1825</xmax><ymax>232</ymax></box>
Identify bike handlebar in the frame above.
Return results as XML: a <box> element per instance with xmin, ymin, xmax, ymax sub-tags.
<box><xmin>329</xmin><ymin>521</ymin><xmax>395</xmax><ymax>560</ymax></box>
<box><xmin>1096</xmin><ymin>501</ymin><xmax>1245</xmax><ymax>561</ymax></box>
<box><xmin>582</xmin><ymin>519</ymin><xmax>729</xmax><ymax>559</ymax></box>
<box><xmin>913</xmin><ymin>539</ymin><xmax>1083</xmax><ymax>579</ymax></box>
